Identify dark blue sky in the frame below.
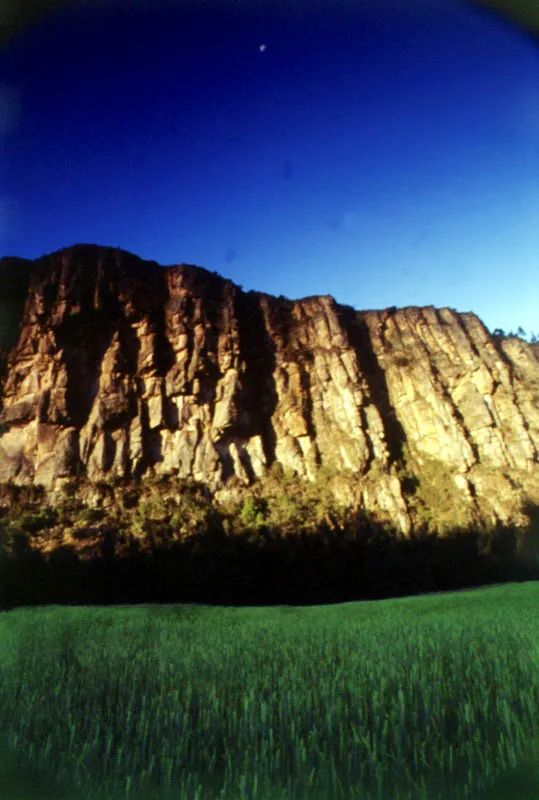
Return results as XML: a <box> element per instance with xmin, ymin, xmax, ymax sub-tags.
<box><xmin>1</xmin><ymin>0</ymin><xmax>537</xmax><ymax>336</ymax></box>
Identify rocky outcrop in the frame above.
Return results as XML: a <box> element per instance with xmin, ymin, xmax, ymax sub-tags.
<box><xmin>0</xmin><ymin>244</ymin><xmax>538</xmax><ymax>535</ymax></box>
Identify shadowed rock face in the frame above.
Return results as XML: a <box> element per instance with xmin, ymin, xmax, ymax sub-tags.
<box><xmin>0</xmin><ymin>244</ymin><xmax>538</xmax><ymax>535</ymax></box>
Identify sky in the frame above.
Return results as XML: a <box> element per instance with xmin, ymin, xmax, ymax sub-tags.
<box><xmin>0</xmin><ymin>0</ymin><xmax>537</xmax><ymax>338</ymax></box>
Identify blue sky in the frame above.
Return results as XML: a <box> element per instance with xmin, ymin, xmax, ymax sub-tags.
<box><xmin>0</xmin><ymin>0</ymin><xmax>537</xmax><ymax>337</ymax></box>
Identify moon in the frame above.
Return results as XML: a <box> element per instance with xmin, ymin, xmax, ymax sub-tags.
<box><xmin>259</xmin><ymin>44</ymin><xmax>266</xmax><ymax>52</ymax></box>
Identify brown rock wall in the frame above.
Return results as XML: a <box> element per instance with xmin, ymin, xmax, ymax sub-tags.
<box><xmin>0</xmin><ymin>244</ymin><xmax>537</xmax><ymax>535</ymax></box>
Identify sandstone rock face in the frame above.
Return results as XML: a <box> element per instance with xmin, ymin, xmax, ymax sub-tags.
<box><xmin>0</xmin><ymin>244</ymin><xmax>538</xmax><ymax>534</ymax></box>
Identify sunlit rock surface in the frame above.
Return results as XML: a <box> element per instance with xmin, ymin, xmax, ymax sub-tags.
<box><xmin>1</xmin><ymin>244</ymin><xmax>538</xmax><ymax>535</ymax></box>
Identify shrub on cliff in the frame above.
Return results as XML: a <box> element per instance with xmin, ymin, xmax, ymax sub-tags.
<box><xmin>168</xmin><ymin>492</ymin><xmax>222</xmax><ymax>541</ymax></box>
<box><xmin>11</xmin><ymin>507</ymin><xmax>58</xmax><ymax>534</ymax></box>
<box><xmin>239</xmin><ymin>494</ymin><xmax>268</xmax><ymax>528</ymax></box>
<box><xmin>407</xmin><ymin>454</ymin><xmax>470</xmax><ymax>534</ymax></box>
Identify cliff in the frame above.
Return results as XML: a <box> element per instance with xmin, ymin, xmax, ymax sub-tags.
<box><xmin>1</xmin><ymin>244</ymin><xmax>538</xmax><ymax>538</ymax></box>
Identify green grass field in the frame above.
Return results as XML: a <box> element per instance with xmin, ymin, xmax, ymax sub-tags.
<box><xmin>0</xmin><ymin>582</ymin><xmax>538</xmax><ymax>800</ymax></box>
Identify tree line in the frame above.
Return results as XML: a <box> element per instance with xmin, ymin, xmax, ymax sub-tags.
<box><xmin>1</xmin><ymin>482</ymin><xmax>537</xmax><ymax>610</ymax></box>
<box><xmin>492</xmin><ymin>326</ymin><xmax>538</xmax><ymax>343</ymax></box>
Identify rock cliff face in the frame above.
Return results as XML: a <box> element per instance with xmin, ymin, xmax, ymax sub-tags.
<box><xmin>0</xmin><ymin>244</ymin><xmax>538</xmax><ymax>535</ymax></box>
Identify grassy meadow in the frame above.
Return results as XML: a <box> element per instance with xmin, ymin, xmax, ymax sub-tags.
<box><xmin>0</xmin><ymin>582</ymin><xmax>538</xmax><ymax>800</ymax></box>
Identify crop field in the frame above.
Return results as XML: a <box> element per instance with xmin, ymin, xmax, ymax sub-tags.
<box><xmin>0</xmin><ymin>582</ymin><xmax>538</xmax><ymax>800</ymax></box>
